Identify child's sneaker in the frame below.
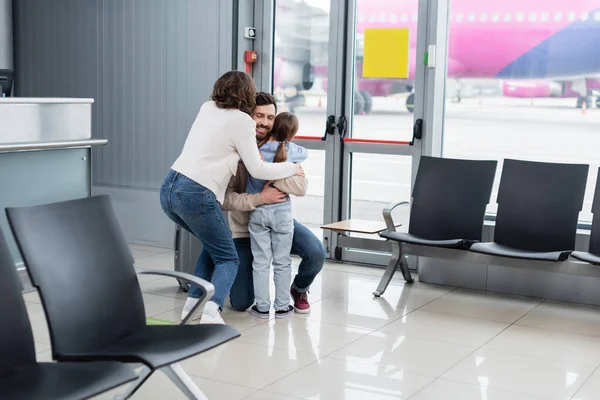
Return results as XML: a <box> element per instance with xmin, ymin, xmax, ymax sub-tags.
<box><xmin>275</xmin><ymin>305</ymin><xmax>294</xmax><ymax>318</ymax></box>
<box><xmin>291</xmin><ymin>288</ymin><xmax>311</xmax><ymax>314</ymax></box>
<box><xmin>250</xmin><ymin>305</ymin><xmax>270</xmax><ymax>319</ymax></box>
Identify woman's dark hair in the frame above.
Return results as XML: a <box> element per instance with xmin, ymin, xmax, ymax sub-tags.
<box><xmin>257</xmin><ymin>112</ymin><xmax>299</xmax><ymax>163</ymax></box>
<box><xmin>211</xmin><ymin>71</ymin><xmax>257</xmax><ymax>115</ymax></box>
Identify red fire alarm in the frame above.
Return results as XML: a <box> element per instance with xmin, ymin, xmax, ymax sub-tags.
<box><xmin>244</xmin><ymin>50</ymin><xmax>257</xmax><ymax>74</ymax></box>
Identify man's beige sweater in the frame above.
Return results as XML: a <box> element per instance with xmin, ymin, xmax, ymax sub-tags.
<box><xmin>221</xmin><ymin>162</ymin><xmax>308</xmax><ymax>238</ymax></box>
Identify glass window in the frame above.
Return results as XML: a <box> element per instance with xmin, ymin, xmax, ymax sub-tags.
<box><xmin>480</xmin><ymin>13</ymin><xmax>488</xmax><ymax>22</ymax></box>
<box><xmin>581</xmin><ymin>12</ymin><xmax>589</xmax><ymax>21</ymax></box>
<box><xmin>357</xmin><ymin>14</ymin><xmax>365</xmax><ymax>23</ymax></box>
<box><xmin>468</xmin><ymin>13</ymin><xmax>476</xmax><ymax>22</ymax></box>
<box><xmin>401</xmin><ymin>13</ymin><xmax>409</xmax><ymax>23</ymax></box>
<box><xmin>380</xmin><ymin>14</ymin><xmax>387</xmax><ymax>23</ymax></box>
<box><xmin>504</xmin><ymin>13</ymin><xmax>512</xmax><ymax>22</ymax></box>
<box><xmin>445</xmin><ymin>1</ymin><xmax>600</xmax><ymax>223</ymax></box>
<box><xmin>456</xmin><ymin>13</ymin><xmax>464</xmax><ymax>22</ymax></box>
<box><xmin>389</xmin><ymin>14</ymin><xmax>398</xmax><ymax>23</ymax></box>
<box><xmin>491</xmin><ymin>13</ymin><xmax>501</xmax><ymax>22</ymax></box>
<box><xmin>273</xmin><ymin>0</ymin><xmax>330</xmax><ymax>139</ymax></box>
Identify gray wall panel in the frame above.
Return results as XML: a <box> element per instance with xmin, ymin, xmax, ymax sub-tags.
<box><xmin>0</xmin><ymin>0</ymin><xmax>13</xmax><ymax>69</ymax></box>
<box><xmin>13</xmin><ymin>0</ymin><xmax>235</xmax><ymax>189</ymax></box>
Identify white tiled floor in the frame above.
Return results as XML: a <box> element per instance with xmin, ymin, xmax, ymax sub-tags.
<box><xmin>23</xmin><ymin>245</ymin><xmax>600</xmax><ymax>400</ymax></box>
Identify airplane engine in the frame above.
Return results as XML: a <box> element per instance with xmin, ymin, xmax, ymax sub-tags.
<box><xmin>502</xmin><ymin>80</ymin><xmax>563</xmax><ymax>98</ymax></box>
<box><xmin>279</xmin><ymin>60</ymin><xmax>315</xmax><ymax>92</ymax></box>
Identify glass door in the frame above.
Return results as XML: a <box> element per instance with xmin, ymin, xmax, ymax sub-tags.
<box><xmin>264</xmin><ymin>0</ymin><xmax>448</xmax><ymax>263</ymax></box>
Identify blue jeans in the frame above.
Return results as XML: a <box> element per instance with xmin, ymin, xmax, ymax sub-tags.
<box><xmin>248</xmin><ymin>202</ymin><xmax>294</xmax><ymax>312</ymax></box>
<box><xmin>159</xmin><ymin>170</ymin><xmax>239</xmax><ymax>310</ymax></box>
<box><xmin>230</xmin><ymin>220</ymin><xmax>325</xmax><ymax>311</ymax></box>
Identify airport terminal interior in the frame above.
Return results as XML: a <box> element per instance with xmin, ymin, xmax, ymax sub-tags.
<box><xmin>3</xmin><ymin>0</ymin><xmax>600</xmax><ymax>399</ymax></box>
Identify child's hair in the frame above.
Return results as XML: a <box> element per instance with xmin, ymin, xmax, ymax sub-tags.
<box><xmin>257</xmin><ymin>112</ymin><xmax>299</xmax><ymax>163</ymax></box>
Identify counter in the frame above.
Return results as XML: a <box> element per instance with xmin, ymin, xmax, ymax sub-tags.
<box><xmin>0</xmin><ymin>98</ymin><xmax>107</xmax><ymax>271</ymax></box>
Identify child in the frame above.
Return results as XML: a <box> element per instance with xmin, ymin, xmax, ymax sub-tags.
<box><xmin>245</xmin><ymin>112</ymin><xmax>308</xmax><ymax>318</ymax></box>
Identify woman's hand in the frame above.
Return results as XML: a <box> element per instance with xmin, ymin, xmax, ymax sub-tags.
<box><xmin>296</xmin><ymin>164</ymin><xmax>305</xmax><ymax>177</ymax></box>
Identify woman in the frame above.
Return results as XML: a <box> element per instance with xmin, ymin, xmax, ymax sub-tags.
<box><xmin>160</xmin><ymin>71</ymin><xmax>300</xmax><ymax>324</ymax></box>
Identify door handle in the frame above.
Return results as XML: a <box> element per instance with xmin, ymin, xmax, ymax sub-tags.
<box><xmin>322</xmin><ymin>115</ymin><xmax>336</xmax><ymax>141</ymax></box>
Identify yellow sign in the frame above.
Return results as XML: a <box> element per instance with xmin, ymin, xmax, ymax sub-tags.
<box><xmin>362</xmin><ymin>28</ymin><xmax>410</xmax><ymax>79</ymax></box>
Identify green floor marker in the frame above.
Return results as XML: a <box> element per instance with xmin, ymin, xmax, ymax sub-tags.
<box><xmin>146</xmin><ymin>317</ymin><xmax>174</xmax><ymax>325</ymax></box>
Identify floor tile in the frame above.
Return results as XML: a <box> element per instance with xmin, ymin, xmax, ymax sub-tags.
<box><xmin>483</xmin><ymin>324</ymin><xmax>600</xmax><ymax>367</ymax></box>
<box><xmin>441</xmin><ymin>349</ymin><xmax>594</xmax><ymax>400</ymax></box>
<box><xmin>379</xmin><ymin>310</ymin><xmax>509</xmax><ymax>347</ymax></box>
<box><xmin>327</xmin><ymin>331</ymin><xmax>476</xmax><ymax>377</ymax></box>
<box><xmin>306</xmin><ymin>269</ymin><xmax>372</xmax><ymax>299</ymax></box>
<box><xmin>265</xmin><ymin>357</ymin><xmax>434</xmax><ymax>400</ymax></box>
<box><xmin>25</xmin><ymin>300</ymin><xmax>45</xmax><ymax>315</ymax></box>
<box><xmin>181</xmin><ymin>340</ymin><xmax>318</xmax><ymax>389</ymax></box>
<box><xmin>23</xmin><ymin>290</ymin><xmax>41</xmax><ymax>304</ymax></box>
<box><xmin>129</xmin><ymin>244</ymin><xmax>170</xmax><ymax>260</ymax></box>
<box><xmin>293</xmin><ymin>296</ymin><xmax>413</xmax><ymax>330</ymax></box>
<box><xmin>516</xmin><ymin>301</ymin><xmax>600</xmax><ymax>338</ymax></box>
<box><xmin>134</xmin><ymin>251</ymin><xmax>176</xmax><ymax>272</ymax></box>
<box><xmin>36</xmin><ymin>350</ymin><xmax>53</xmax><ymax>363</ymax></box>
<box><xmin>572</xmin><ymin>367</ymin><xmax>600</xmax><ymax>400</ymax></box>
<box><xmin>35</xmin><ymin>342</ymin><xmax>51</xmax><ymax>354</ymax></box>
<box><xmin>140</xmin><ymin>277</ymin><xmax>189</xmax><ymax>300</ymax></box>
<box><xmin>410</xmin><ymin>379</ymin><xmax>549</xmax><ymax>400</ymax></box>
<box><xmin>95</xmin><ymin>370</ymin><xmax>255</xmax><ymax>400</ymax></box>
<box><xmin>419</xmin><ymin>289</ymin><xmax>543</xmax><ymax>323</ymax></box>
<box><xmin>244</xmin><ymin>392</ymin><xmax>303</xmax><ymax>400</ymax></box>
<box><xmin>237</xmin><ymin>317</ymin><xmax>372</xmax><ymax>357</ymax></box>
<box><xmin>142</xmin><ymin>293</ymin><xmax>186</xmax><ymax>317</ymax></box>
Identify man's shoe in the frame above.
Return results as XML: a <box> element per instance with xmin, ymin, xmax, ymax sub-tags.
<box><xmin>291</xmin><ymin>288</ymin><xmax>310</xmax><ymax>314</ymax></box>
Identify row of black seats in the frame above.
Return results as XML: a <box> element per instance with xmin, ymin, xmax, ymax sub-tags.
<box><xmin>380</xmin><ymin>156</ymin><xmax>600</xmax><ymax>266</ymax></box>
<box><xmin>0</xmin><ymin>195</ymin><xmax>237</xmax><ymax>400</ymax></box>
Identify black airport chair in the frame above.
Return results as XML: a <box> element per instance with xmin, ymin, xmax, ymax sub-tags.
<box><xmin>470</xmin><ymin>159</ymin><xmax>589</xmax><ymax>262</ymax></box>
<box><xmin>6</xmin><ymin>195</ymin><xmax>240</xmax><ymax>400</ymax></box>
<box><xmin>0</xmin><ymin>230</ymin><xmax>138</xmax><ymax>400</ymax></box>
<box><xmin>375</xmin><ymin>156</ymin><xmax>497</xmax><ymax>296</ymax></box>
<box><xmin>571</xmin><ymin>168</ymin><xmax>600</xmax><ymax>265</ymax></box>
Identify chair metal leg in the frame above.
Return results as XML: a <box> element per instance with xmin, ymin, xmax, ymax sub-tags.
<box><xmin>162</xmin><ymin>363</ymin><xmax>209</xmax><ymax>400</ymax></box>
<box><xmin>113</xmin><ymin>366</ymin><xmax>152</xmax><ymax>400</ymax></box>
<box><xmin>398</xmin><ymin>247</ymin><xmax>414</xmax><ymax>284</ymax></box>
<box><xmin>374</xmin><ymin>241</ymin><xmax>402</xmax><ymax>297</ymax></box>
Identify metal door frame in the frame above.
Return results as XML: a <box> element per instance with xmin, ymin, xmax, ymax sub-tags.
<box><xmin>253</xmin><ymin>0</ymin><xmax>450</xmax><ymax>264</ymax></box>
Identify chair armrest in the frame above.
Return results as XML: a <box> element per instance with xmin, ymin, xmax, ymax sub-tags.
<box><xmin>382</xmin><ymin>201</ymin><xmax>410</xmax><ymax>232</ymax></box>
<box><xmin>137</xmin><ymin>270</ymin><xmax>214</xmax><ymax>325</ymax></box>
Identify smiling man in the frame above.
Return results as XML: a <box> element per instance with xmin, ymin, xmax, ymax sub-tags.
<box><xmin>221</xmin><ymin>92</ymin><xmax>325</xmax><ymax>314</ymax></box>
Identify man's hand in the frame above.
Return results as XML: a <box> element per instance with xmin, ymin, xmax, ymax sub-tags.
<box><xmin>296</xmin><ymin>164</ymin><xmax>305</xmax><ymax>178</ymax></box>
<box><xmin>260</xmin><ymin>182</ymin><xmax>287</xmax><ymax>204</ymax></box>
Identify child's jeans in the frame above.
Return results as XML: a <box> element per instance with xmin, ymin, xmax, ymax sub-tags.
<box><xmin>248</xmin><ymin>201</ymin><xmax>293</xmax><ymax>312</ymax></box>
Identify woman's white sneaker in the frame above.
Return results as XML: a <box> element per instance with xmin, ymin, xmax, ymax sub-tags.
<box><xmin>200</xmin><ymin>301</ymin><xmax>225</xmax><ymax>324</ymax></box>
<box><xmin>180</xmin><ymin>297</ymin><xmax>201</xmax><ymax>322</ymax></box>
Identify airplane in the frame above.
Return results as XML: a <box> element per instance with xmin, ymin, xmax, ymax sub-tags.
<box><xmin>273</xmin><ymin>0</ymin><xmax>600</xmax><ymax>113</ymax></box>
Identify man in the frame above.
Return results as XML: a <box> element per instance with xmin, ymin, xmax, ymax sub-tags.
<box><xmin>221</xmin><ymin>92</ymin><xmax>325</xmax><ymax>313</ymax></box>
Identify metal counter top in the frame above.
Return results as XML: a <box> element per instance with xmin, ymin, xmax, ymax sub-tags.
<box><xmin>0</xmin><ymin>138</ymin><xmax>107</xmax><ymax>153</ymax></box>
<box><xmin>0</xmin><ymin>98</ymin><xmax>94</xmax><ymax>144</ymax></box>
